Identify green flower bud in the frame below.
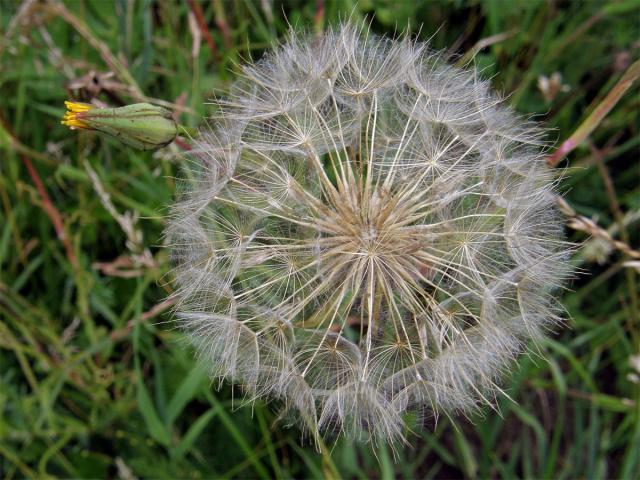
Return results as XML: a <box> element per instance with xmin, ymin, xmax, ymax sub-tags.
<box><xmin>62</xmin><ymin>101</ymin><xmax>178</xmax><ymax>150</ymax></box>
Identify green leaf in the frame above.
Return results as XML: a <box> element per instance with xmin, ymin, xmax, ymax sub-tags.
<box><xmin>165</xmin><ymin>363</ymin><xmax>208</xmax><ymax>426</ymax></box>
<box><xmin>171</xmin><ymin>407</ymin><xmax>219</xmax><ymax>461</ymax></box>
<box><xmin>136</xmin><ymin>377</ymin><xmax>172</xmax><ymax>447</ymax></box>
<box><xmin>453</xmin><ymin>426</ymin><xmax>478</xmax><ymax>479</ymax></box>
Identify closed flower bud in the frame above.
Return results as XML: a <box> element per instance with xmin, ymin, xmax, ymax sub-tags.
<box><xmin>62</xmin><ymin>101</ymin><xmax>178</xmax><ymax>150</ymax></box>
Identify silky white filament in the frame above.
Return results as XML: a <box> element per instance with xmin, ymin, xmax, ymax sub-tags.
<box><xmin>166</xmin><ymin>22</ymin><xmax>571</xmax><ymax>445</ymax></box>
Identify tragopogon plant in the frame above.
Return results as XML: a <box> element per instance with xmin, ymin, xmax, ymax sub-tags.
<box><xmin>167</xmin><ymin>23</ymin><xmax>571</xmax><ymax>445</ymax></box>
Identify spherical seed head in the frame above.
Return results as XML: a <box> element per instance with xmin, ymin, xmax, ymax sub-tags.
<box><xmin>167</xmin><ymin>23</ymin><xmax>571</xmax><ymax>445</ymax></box>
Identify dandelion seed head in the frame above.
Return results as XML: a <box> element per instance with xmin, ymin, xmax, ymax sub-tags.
<box><xmin>167</xmin><ymin>22</ymin><xmax>571</xmax><ymax>446</ymax></box>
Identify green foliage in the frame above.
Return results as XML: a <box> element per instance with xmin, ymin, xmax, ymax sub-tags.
<box><xmin>1</xmin><ymin>0</ymin><xmax>638</xmax><ymax>478</ymax></box>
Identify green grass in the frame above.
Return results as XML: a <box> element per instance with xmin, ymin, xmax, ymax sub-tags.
<box><xmin>1</xmin><ymin>0</ymin><xmax>639</xmax><ymax>478</ymax></box>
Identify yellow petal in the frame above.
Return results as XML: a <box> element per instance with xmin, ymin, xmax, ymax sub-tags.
<box><xmin>64</xmin><ymin>101</ymin><xmax>94</xmax><ymax>113</ymax></box>
<box><xmin>61</xmin><ymin>101</ymin><xmax>93</xmax><ymax>129</ymax></box>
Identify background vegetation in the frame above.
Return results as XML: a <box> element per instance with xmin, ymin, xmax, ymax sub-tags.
<box><xmin>1</xmin><ymin>0</ymin><xmax>639</xmax><ymax>478</ymax></box>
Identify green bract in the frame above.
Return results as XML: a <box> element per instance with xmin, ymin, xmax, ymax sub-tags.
<box><xmin>62</xmin><ymin>101</ymin><xmax>177</xmax><ymax>150</ymax></box>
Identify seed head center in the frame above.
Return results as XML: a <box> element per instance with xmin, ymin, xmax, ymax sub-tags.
<box><xmin>323</xmin><ymin>187</ymin><xmax>409</xmax><ymax>264</ymax></box>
